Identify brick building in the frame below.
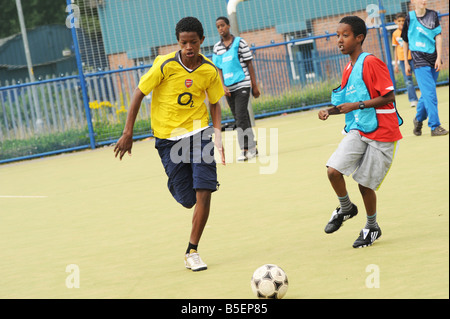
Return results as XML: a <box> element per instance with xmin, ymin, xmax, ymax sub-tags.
<box><xmin>94</xmin><ymin>0</ymin><xmax>448</xmax><ymax>95</ymax></box>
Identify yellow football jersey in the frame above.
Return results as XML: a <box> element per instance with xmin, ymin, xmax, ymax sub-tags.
<box><xmin>138</xmin><ymin>51</ymin><xmax>224</xmax><ymax>139</ymax></box>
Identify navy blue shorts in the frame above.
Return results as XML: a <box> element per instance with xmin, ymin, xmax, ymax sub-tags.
<box><xmin>155</xmin><ymin>127</ymin><xmax>218</xmax><ymax>208</ymax></box>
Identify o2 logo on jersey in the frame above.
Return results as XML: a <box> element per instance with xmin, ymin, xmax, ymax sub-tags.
<box><xmin>185</xmin><ymin>79</ymin><xmax>193</xmax><ymax>88</ymax></box>
<box><xmin>178</xmin><ymin>92</ymin><xmax>194</xmax><ymax>108</ymax></box>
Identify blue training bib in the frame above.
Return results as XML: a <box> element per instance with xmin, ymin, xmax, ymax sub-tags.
<box><xmin>331</xmin><ymin>52</ymin><xmax>378</xmax><ymax>133</ymax></box>
<box><xmin>407</xmin><ymin>10</ymin><xmax>441</xmax><ymax>54</ymax></box>
<box><xmin>213</xmin><ymin>37</ymin><xmax>246</xmax><ymax>86</ymax></box>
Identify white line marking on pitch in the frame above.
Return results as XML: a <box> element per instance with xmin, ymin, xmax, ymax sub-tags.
<box><xmin>0</xmin><ymin>195</ymin><xmax>48</xmax><ymax>198</ymax></box>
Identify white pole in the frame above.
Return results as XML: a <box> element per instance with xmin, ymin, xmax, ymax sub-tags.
<box><xmin>15</xmin><ymin>0</ymin><xmax>43</xmax><ymax>131</ymax></box>
<box><xmin>15</xmin><ymin>0</ymin><xmax>34</xmax><ymax>82</ymax></box>
<box><xmin>227</xmin><ymin>0</ymin><xmax>244</xmax><ymax>37</ymax></box>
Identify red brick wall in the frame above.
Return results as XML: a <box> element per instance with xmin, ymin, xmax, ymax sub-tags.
<box><xmin>106</xmin><ymin>0</ymin><xmax>448</xmax><ymax>97</ymax></box>
<box><xmin>107</xmin><ymin>52</ymin><xmax>136</xmax><ymax>96</ymax></box>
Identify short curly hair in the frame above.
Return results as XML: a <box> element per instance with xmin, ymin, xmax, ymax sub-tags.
<box><xmin>175</xmin><ymin>17</ymin><xmax>204</xmax><ymax>40</ymax></box>
<box><xmin>339</xmin><ymin>16</ymin><xmax>367</xmax><ymax>45</ymax></box>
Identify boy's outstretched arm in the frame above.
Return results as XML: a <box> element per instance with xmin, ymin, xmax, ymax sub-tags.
<box><xmin>318</xmin><ymin>91</ymin><xmax>395</xmax><ymax>120</ymax></box>
<box><xmin>209</xmin><ymin>102</ymin><xmax>226</xmax><ymax>165</ymax></box>
<box><xmin>318</xmin><ymin>106</ymin><xmax>341</xmax><ymax>120</ymax></box>
<box><xmin>336</xmin><ymin>91</ymin><xmax>395</xmax><ymax>114</ymax></box>
<box><xmin>114</xmin><ymin>88</ymin><xmax>146</xmax><ymax>160</ymax></box>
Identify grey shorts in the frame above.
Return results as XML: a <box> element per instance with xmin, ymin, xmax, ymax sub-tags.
<box><xmin>326</xmin><ymin>130</ymin><xmax>400</xmax><ymax>190</ymax></box>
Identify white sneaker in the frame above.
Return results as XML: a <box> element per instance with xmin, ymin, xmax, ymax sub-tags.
<box><xmin>237</xmin><ymin>148</ymin><xmax>258</xmax><ymax>161</ymax></box>
<box><xmin>247</xmin><ymin>148</ymin><xmax>258</xmax><ymax>160</ymax></box>
<box><xmin>237</xmin><ymin>150</ymin><xmax>247</xmax><ymax>161</ymax></box>
<box><xmin>184</xmin><ymin>249</ymin><xmax>207</xmax><ymax>271</ymax></box>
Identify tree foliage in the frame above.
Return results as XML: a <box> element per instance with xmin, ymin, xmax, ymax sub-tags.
<box><xmin>0</xmin><ymin>0</ymin><xmax>66</xmax><ymax>38</ymax></box>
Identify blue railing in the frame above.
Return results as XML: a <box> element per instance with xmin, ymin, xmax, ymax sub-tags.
<box><xmin>1</xmin><ymin>13</ymin><xmax>448</xmax><ymax>164</ymax></box>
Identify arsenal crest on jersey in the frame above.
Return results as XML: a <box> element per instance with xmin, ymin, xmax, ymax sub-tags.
<box><xmin>185</xmin><ymin>79</ymin><xmax>193</xmax><ymax>88</ymax></box>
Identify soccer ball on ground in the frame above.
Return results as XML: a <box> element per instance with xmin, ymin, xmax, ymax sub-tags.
<box><xmin>251</xmin><ymin>264</ymin><xmax>288</xmax><ymax>299</ymax></box>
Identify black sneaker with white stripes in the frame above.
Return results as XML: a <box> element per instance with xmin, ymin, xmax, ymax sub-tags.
<box><xmin>324</xmin><ymin>204</ymin><xmax>358</xmax><ymax>234</ymax></box>
<box><xmin>352</xmin><ymin>226</ymin><xmax>382</xmax><ymax>248</ymax></box>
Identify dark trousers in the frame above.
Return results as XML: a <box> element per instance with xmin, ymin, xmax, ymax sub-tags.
<box><xmin>226</xmin><ymin>88</ymin><xmax>256</xmax><ymax>150</ymax></box>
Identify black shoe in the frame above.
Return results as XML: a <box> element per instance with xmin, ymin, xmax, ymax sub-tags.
<box><xmin>413</xmin><ymin>118</ymin><xmax>423</xmax><ymax>136</ymax></box>
<box><xmin>352</xmin><ymin>226</ymin><xmax>382</xmax><ymax>248</ymax></box>
<box><xmin>324</xmin><ymin>204</ymin><xmax>358</xmax><ymax>234</ymax></box>
<box><xmin>431</xmin><ymin>126</ymin><xmax>449</xmax><ymax>136</ymax></box>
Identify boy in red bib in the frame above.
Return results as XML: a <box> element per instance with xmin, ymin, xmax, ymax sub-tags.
<box><xmin>318</xmin><ymin>16</ymin><xmax>403</xmax><ymax>248</ymax></box>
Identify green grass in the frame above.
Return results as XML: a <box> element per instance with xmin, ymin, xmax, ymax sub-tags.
<box><xmin>0</xmin><ymin>86</ymin><xmax>448</xmax><ymax>299</ymax></box>
<box><xmin>0</xmin><ymin>78</ymin><xmax>341</xmax><ymax>160</ymax></box>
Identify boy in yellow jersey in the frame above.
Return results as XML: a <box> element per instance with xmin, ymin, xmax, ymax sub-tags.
<box><xmin>114</xmin><ymin>17</ymin><xmax>225</xmax><ymax>271</ymax></box>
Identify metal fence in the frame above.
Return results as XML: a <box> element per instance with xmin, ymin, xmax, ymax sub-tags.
<box><xmin>0</xmin><ymin>14</ymin><xmax>448</xmax><ymax>164</ymax></box>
